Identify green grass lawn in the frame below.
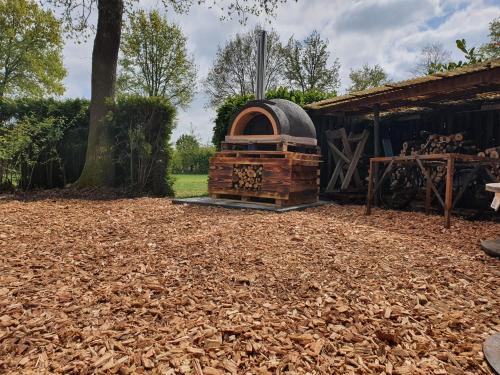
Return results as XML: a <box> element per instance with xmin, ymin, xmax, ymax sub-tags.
<box><xmin>173</xmin><ymin>174</ymin><xmax>208</xmax><ymax>198</ymax></box>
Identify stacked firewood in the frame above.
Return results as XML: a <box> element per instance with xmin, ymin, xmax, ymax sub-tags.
<box><xmin>488</xmin><ymin>166</ymin><xmax>500</xmax><ymax>182</ymax></box>
<box><xmin>232</xmin><ymin>164</ymin><xmax>263</xmax><ymax>191</ymax></box>
<box><xmin>396</xmin><ymin>133</ymin><xmax>500</xmax><ymax>184</ymax></box>
<box><xmin>390</xmin><ymin>166</ymin><xmax>419</xmax><ymax>189</ymax></box>
<box><xmin>479</xmin><ymin>147</ymin><xmax>500</xmax><ymax>181</ymax></box>
<box><xmin>399</xmin><ymin>132</ymin><xmax>476</xmax><ymax>156</ymax></box>
<box><xmin>477</xmin><ymin>146</ymin><xmax>500</xmax><ymax>159</ymax></box>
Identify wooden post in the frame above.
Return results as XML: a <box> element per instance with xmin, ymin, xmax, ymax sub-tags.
<box><xmin>366</xmin><ymin>159</ymin><xmax>374</xmax><ymax>215</ymax></box>
<box><xmin>444</xmin><ymin>156</ymin><xmax>455</xmax><ymax>228</ymax></box>
<box><xmin>425</xmin><ymin>169</ymin><xmax>432</xmax><ymax>214</ymax></box>
<box><xmin>373</xmin><ymin>105</ymin><xmax>381</xmax><ymax>205</ymax></box>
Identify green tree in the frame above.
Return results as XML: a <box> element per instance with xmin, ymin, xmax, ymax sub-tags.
<box><xmin>282</xmin><ymin>30</ymin><xmax>340</xmax><ymax>93</ymax></box>
<box><xmin>348</xmin><ymin>64</ymin><xmax>389</xmax><ymax>93</ymax></box>
<box><xmin>43</xmin><ymin>0</ymin><xmax>296</xmax><ymax>188</ymax></box>
<box><xmin>176</xmin><ymin>134</ymin><xmax>199</xmax><ymax>151</ymax></box>
<box><xmin>173</xmin><ymin>133</ymin><xmax>215</xmax><ymax>174</ymax></box>
<box><xmin>118</xmin><ymin>10</ymin><xmax>197</xmax><ymax>108</ymax></box>
<box><xmin>479</xmin><ymin>17</ymin><xmax>500</xmax><ymax>60</ymax></box>
<box><xmin>0</xmin><ymin>0</ymin><xmax>66</xmax><ymax>98</ymax></box>
<box><xmin>204</xmin><ymin>26</ymin><xmax>284</xmax><ymax>107</ymax></box>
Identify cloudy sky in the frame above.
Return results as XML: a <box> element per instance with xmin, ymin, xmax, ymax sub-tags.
<box><xmin>62</xmin><ymin>0</ymin><xmax>500</xmax><ymax>144</ymax></box>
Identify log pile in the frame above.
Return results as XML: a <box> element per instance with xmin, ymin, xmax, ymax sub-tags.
<box><xmin>232</xmin><ymin>164</ymin><xmax>263</xmax><ymax>191</ymax></box>
<box><xmin>390</xmin><ymin>166</ymin><xmax>419</xmax><ymax>189</ymax></box>
<box><xmin>396</xmin><ymin>133</ymin><xmax>500</xmax><ymax>183</ymax></box>
<box><xmin>399</xmin><ymin>132</ymin><xmax>476</xmax><ymax>156</ymax></box>
<box><xmin>478</xmin><ymin>147</ymin><xmax>500</xmax><ymax>181</ymax></box>
<box><xmin>478</xmin><ymin>146</ymin><xmax>500</xmax><ymax>159</ymax></box>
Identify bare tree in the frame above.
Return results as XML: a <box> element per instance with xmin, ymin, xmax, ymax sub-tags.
<box><xmin>204</xmin><ymin>26</ymin><xmax>284</xmax><ymax>107</ymax></box>
<box><xmin>413</xmin><ymin>42</ymin><xmax>451</xmax><ymax>76</ymax></box>
<box><xmin>282</xmin><ymin>30</ymin><xmax>340</xmax><ymax>93</ymax></box>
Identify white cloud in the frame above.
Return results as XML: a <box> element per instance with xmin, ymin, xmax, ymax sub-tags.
<box><xmin>61</xmin><ymin>0</ymin><xmax>499</xmax><ymax>144</ymax></box>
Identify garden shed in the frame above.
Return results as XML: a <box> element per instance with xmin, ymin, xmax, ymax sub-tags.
<box><xmin>307</xmin><ymin>58</ymin><xmax>500</xmax><ymax>223</ymax></box>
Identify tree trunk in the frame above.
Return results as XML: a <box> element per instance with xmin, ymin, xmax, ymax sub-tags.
<box><xmin>76</xmin><ymin>0</ymin><xmax>123</xmax><ymax>187</ymax></box>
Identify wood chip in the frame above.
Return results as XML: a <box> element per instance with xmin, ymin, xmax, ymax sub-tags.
<box><xmin>0</xmin><ymin>195</ymin><xmax>498</xmax><ymax>374</ymax></box>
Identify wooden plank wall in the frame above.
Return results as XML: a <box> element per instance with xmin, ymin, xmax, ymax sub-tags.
<box><xmin>310</xmin><ymin>108</ymin><xmax>500</xmax><ymax>190</ymax></box>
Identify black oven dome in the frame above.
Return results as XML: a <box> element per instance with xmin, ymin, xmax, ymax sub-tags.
<box><xmin>228</xmin><ymin>99</ymin><xmax>316</xmax><ymax>139</ymax></box>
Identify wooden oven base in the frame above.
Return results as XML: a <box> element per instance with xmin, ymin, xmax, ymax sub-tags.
<box><xmin>208</xmin><ymin>150</ymin><xmax>320</xmax><ymax>207</ymax></box>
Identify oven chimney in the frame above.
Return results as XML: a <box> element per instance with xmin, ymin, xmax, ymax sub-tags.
<box><xmin>256</xmin><ymin>30</ymin><xmax>267</xmax><ymax>100</ymax></box>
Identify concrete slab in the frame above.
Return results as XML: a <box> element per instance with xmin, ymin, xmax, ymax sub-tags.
<box><xmin>171</xmin><ymin>197</ymin><xmax>330</xmax><ymax>212</ymax></box>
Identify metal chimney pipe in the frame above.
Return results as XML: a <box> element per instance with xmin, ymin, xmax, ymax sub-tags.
<box><xmin>256</xmin><ymin>30</ymin><xmax>267</xmax><ymax>100</ymax></box>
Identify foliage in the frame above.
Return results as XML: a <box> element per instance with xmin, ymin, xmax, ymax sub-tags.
<box><xmin>413</xmin><ymin>43</ymin><xmax>451</xmax><ymax>76</ymax></box>
<box><xmin>41</xmin><ymin>0</ymin><xmax>295</xmax><ymax>188</ymax></box>
<box><xmin>0</xmin><ymin>98</ymin><xmax>89</xmax><ymax>190</ymax></box>
<box><xmin>479</xmin><ymin>17</ymin><xmax>500</xmax><ymax>60</ymax></box>
<box><xmin>212</xmin><ymin>93</ymin><xmax>254</xmax><ymax>148</ymax></box>
<box><xmin>0</xmin><ymin>0</ymin><xmax>66</xmax><ymax>98</ymax></box>
<box><xmin>281</xmin><ymin>30</ymin><xmax>340</xmax><ymax>93</ymax></box>
<box><xmin>0</xmin><ymin>97</ymin><xmax>176</xmax><ymax>195</ymax></box>
<box><xmin>266</xmin><ymin>87</ymin><xmax>336</xmax><ymax>105</ymax></box>
<box><xmin>43</xmin><ymin>1</ymin><xmax>297</xmax><ymax>36</ymax></box>
<box><xmin>204</xmin><ymin>26</ymin><xmax>283</xmax><ymax>107</ymax></box>
<box><xmin>173</xmin><ymin>134</ymin><xmax>215</xmax><ymax>174</ymax></box>
<box><xmin>0</xmin><ymin>116</ymin><xmax>64</xmax><ymax>189</ymax></box>
<box><xmin>173</xmin><ymin>174</ymin><xmax>208</xmax><ymax>198</ymax></box>
<box><xmin>118</xmin><ymin>10</ymin><xmax>197</xmax><ymax>108</ymax></box>
<box><xmin>176</xmin><ymin>134</ymin><xmax>199</xmax><ymax>151</ymax></box>
<box><xmin>212</xmin><ymin>87</ymin><xmax>336</xmax><ymax>147</ymax></box>
<box><xmin>428</xmin><ymin>39</ymin><xmax>483</xmax><ymax>74</ymax></box>
<box><xmin>348</xmin><ymin>64</ymin><xmax>389</xmax><ymax>93</ymax></box>
<box><xmin>415</xmin><ymin>16</ymin><xmax>499</xmax><ymax>76</ymax></box>
<box><xmin>109</xmin><ymin>96</ymin><xmax>176</xmax><ymax>196</ymax></box>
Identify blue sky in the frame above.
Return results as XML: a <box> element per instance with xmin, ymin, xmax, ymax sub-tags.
<box><xmin>62</xmin><ymin>0</ymin><xmax>500</xmax><ymax>144</ymax></box>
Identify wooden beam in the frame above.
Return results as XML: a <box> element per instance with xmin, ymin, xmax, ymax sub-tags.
<box><xmin>444</xmin><ymin>156</ymin><xmax>455</xmax><ymax>229</ymax></box>
<box><xmin>365</xmin><ymin>159</ymin><xmax>374</xmax><ymax>215</ymax></box>
<box><xmin>373</xmin><ymin>105</ymin><xmax>381</xmax><ymax>204</ymax></box>
<box><xmin>312</xmin><ymin>67</ymin><xmax>500</xmax><ymax>114</ymax></box>
<box><xmin>415</xmin><ymin>159</ymin><xmax>445</xmax><ymax>208</ymax></box>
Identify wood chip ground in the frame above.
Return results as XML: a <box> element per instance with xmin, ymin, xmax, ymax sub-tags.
<box><xmin>0</xmin><ymin>196</ymin><xmax>499</xmax><ymax>374</ymax></box>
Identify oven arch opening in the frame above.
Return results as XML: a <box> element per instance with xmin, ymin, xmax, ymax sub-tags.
<box><xmin>229</xmin><ymin>107</ymin><xmax>279</xmax><ymax>136</ymax></box>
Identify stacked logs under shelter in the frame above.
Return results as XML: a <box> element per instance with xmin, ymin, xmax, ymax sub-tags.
<box><xmin>396</xmin><ymin>132</ymin><xmax>500</xmax><ymax>184</ymax></box>
<box><xmin>208</xmin><ymin>99</ymin><xmax>320</xmax><ymax>206</ymax></box>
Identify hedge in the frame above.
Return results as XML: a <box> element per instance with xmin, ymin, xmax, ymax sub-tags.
<box><xmin>0</xmin><ymin>96</ymin><xmax>176</xmax><ymax>195</ymax></box>
<box><xmin>0</xmin><ymin>98</ymin><xmax>89</xmax><ymax>189</ymax></box>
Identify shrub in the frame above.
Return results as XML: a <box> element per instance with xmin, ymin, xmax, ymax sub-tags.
<box><xmin>109</xmin><ymin>96</ymin><xmax>176</xmax><ymax>196</ymax></box>
<box><xmin>0</xmin><ymin>97</ymin><xmax>176</xmax><ymax>195</ymax></box>
<box><xmin>211</xmin><ymin>88</ymin><xmax>336</xmax><ymax>148</ymax></box>
<box><xmin>0</xmin><ymin>98</ymin><xmax>89</xmax><ymax>189</ymax></box>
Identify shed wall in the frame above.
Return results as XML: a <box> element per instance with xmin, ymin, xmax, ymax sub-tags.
<box><xmin>310</xmin><ymin>108</ymin><xmax>500</xmax><ymax>190</ymax></box>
